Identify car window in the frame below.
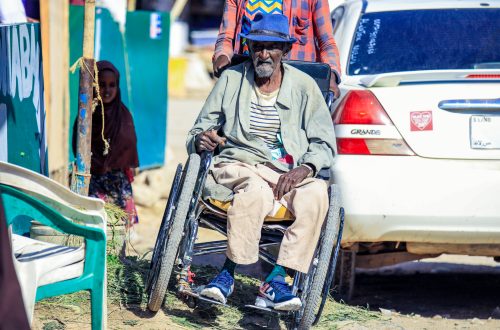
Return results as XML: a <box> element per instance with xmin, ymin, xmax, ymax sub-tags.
<box><xmin>348</xmin><ymin>8</ymin><xmax>500</xmax><ymax>76</ymax></box>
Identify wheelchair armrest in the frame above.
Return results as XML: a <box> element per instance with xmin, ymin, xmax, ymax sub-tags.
<box><xmin>326</xmin><ymin>91</ymin><xmax>337</xmax><ymax>114</ymax></box>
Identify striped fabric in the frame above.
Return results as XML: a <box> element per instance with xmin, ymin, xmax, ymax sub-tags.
<box><xmin>241</xmin><ymin>0</ymin><xmax>283</xmax><ymax>54</ymax></box>
<box><xmin>213</xmin><ymin>0</ymin><xmax>341</xmax><ymax>81</ymax></box>
<box><xmin>249</xmin><ymin>85</ymin><xmax>293</xmax><ymax>167</ymax></box>
<box><xmin>249</xmin><ymin>86</ymin><xmax>281</xmax><ymax>149</ymax></box>
<box><xmin>246</xmin><ymin>0</ymin><xmax>283</xmax><ymax>15</ymax></box>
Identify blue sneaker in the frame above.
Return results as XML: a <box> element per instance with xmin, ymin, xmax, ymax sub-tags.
<box><xmin>200</xmin><ymin>270</ymin><xmax>234</xmax><ymax>304</ymax></box>
<box><xmin>255</xmin><ymin>276</ymin><xmax>302</xmax><ymax>311</ymax></box>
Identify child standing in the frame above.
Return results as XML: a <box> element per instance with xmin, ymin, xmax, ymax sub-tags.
<box><xmin>73</xmin><ymin>60</ymin><xmax>140</xmax><ymax>227</ymax></box>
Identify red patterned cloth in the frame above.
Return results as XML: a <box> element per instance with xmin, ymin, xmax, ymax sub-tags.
<box><xmin>213</xmin><ymin>0</ymin><xmax>341</xmax><ymax>81</ymax></box>
<box><xmin>89</xmin><ymin>170</ymin><xmax>139</xmax><ymax>227</ymax></box>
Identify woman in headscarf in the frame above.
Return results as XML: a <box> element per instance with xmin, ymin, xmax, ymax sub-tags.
<box><xmin>73</xmin><ymin>60</ymin><xmax>139</xmax><ymax>227</ymax></box>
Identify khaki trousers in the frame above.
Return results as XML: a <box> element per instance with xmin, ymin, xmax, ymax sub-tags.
<box><xmin>211</xmin><ymin>162</ymin><xmax>329</xmax><ymax>273</ymax></box>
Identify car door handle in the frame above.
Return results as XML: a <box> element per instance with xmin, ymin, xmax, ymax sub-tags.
<box><xmin>438</xmin><ymin>98</ymin><xmax>500</xmax><ymax>114</ymax></box>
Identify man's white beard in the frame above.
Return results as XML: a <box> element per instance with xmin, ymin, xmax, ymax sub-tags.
<box><xmin>254</xmin><ymin>61</ymin><xmax>274</xmax><ymax>78</ymax></box>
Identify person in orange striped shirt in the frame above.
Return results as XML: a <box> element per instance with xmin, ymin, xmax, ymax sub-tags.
<box><xmin>212</xmin><ymin>0</ymin><xmax>341</xmax><ymax>96</ymax></box>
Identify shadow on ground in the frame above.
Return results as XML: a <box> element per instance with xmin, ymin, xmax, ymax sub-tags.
<box><xmin>112</xmin><ymin>255</ymin><xmax>282</xmax><ymax>329</ymax></box>
<box><xmin>111</xmin><ymin>252</ymin><xmax>500</xmax><ymax>327</ymax></box>
<box><xmin>349</xmin><ymin>261</ymin><xmax>500</xmax><ymax>320</ymax></box>
<box><xmin>160</xmin><ymin>265</ymin><xmax>283</xmax><ymax>329</ymax></box>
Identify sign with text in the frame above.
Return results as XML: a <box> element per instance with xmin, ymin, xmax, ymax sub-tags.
<box><xmin>0</xmin><ymin>23</ymin><xmax>47</xmax><ymax>174</ymax></box>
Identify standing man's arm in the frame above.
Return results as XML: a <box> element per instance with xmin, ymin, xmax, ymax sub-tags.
<box><xmin>311</xmin><ymin>0</ymin><xmax>341</xmax><ymax>96</ymax></box>
<box><xmin>213</xmin><ymin>0</ymin><xmax>239</xmax><ymax>75</ymax></box>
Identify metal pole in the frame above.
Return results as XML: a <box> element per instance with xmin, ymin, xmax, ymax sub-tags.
<box><xmin>72</xmin><ymin>0</ymin><xmax>96</xmax><ymax>195</ymax></box>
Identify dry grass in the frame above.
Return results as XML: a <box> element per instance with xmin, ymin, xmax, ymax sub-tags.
<box><xmin>37</xmin><ymin>213</ymin><xmax>381</xmax><ymax>329</ymax></box>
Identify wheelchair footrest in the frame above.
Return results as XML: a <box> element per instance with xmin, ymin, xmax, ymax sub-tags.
<box><xmin>244</xmin><ymin>304</ymin><xmax>287</xmax><ymax>315</ymax></box>
<box><xmin>179</xmin><ymin>285</ymin><xmax>227</xmax><ymax>306</ymax></box>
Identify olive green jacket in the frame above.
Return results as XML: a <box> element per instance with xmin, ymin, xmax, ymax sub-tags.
<box><xmin>186</xmin><ymin>62</ymin><xmax>336</xmax><ymax>199</ymax></box>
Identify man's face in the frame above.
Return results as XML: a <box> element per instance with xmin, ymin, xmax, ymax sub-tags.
<box><xmin>249</xmin><ymin>41</ymin><xmax>289</xmax><ymax>78</ymax></box>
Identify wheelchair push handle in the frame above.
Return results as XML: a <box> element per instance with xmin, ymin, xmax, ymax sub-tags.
<box><xmin>326</xmin><ymin>90</ymin><xmax>338</xmax><ymax>113</ymax></box>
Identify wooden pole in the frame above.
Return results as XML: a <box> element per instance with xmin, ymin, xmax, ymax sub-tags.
<box><xmin>127</xmin><ymin>0</ymin><xmax>137</xmax><ymax>11</ymax></box>
<box><xmin>170</xmin><ymin>0</ymin><xmax>189</xmax><ymax>21</ymax></box>
<box><xmin>41</xmin><ymin>0</ymin><xmax>70</xmax><ymax>186</ymax></box>
<box><xmin>72</xmin><ymin>0</ymin><xmax>96</xmax><ymax>195</ymax></box>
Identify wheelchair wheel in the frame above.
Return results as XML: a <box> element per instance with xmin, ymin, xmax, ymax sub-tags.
<box><xmin>146</xmin><ymin>165</ymin><xmax>182</xmax><ymax>300</ymax></box>
<box><xmin>147</xmin><ymin>154</ymin><xmax>201</xmax><ymax>312</ymax></box>
<box><xmin>296</xmin><ymin>184</ymin><xmax>342</xmax><ymax>329</ymax></box>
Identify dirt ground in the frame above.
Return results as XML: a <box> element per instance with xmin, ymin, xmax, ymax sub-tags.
<box><xmin>129</xmin><ymin>200</ymin><xmax>500</xmax><ymax>330</ymax></box>
<box><xmin>33</xmin><ymin>97</ymin><xmax>500</xmax><ymax>329</ymax></box>
<box><xmin>34</xmin><ymin>205</ymin><xmax>500</xmax><ymax>330</ymax></box>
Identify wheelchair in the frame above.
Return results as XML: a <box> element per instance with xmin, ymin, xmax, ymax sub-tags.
<box><xmin>146</xmin><ymin>60</ymin><xmax>345</xmax><ymax>329</ymax></box>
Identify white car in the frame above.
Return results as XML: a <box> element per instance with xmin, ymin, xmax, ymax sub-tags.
<box><xmin>330</xmin><ymin>0</ymin><xmax>500</xmax><ymax>299</ymax></box>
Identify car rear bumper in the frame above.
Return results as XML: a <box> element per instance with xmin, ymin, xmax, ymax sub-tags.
<box><xmin>333</xmin><ymin>155</ymin><xmax>500</xmax><ymax>245</ymax></box>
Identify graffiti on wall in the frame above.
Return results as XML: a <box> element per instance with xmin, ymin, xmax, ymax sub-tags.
<box><xmin>0</xmin><ymin>23</ymin><xmax>47</xmax><ymax>174</ymax></box>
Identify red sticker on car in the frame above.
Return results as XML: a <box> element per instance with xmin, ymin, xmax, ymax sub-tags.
<box><xmin>410</xmin><ymin>111</ymin><xmax>433</xmax><ymax>131</ymax></box>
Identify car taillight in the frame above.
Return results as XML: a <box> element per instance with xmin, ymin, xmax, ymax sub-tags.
<box><xmin>333</xmin><ymin>90</ymin><xmax>415</xmax><ymax>156</ymax></box>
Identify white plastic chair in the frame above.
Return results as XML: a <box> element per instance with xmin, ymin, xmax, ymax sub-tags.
<box><xmin>0</xmin><ymin>161</ymin><xmax>107</xmax><ymax>329</ymax></box>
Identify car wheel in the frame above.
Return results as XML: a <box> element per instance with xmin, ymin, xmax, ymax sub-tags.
<box><xmin>332</xmin><ymin>249</ymin><xmax>356</xmax><ymax>302</ymax></box>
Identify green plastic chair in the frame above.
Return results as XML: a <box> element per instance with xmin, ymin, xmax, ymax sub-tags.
<box><xmin>0</xmin><ymin>162</ymin><xmax>107</xmax><ymax>329</ymax></box>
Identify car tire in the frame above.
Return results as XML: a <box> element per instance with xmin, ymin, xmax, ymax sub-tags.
<box><xmin>333</xmin><ymin>249</ymin><xmax>356</xmax><ymax>302</ymax></box>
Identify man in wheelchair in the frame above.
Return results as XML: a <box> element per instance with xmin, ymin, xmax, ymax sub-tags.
<box><xmin>186</xmin><ymin>13</ymin><xmax>336</xmax><ymax>311</ymax></box>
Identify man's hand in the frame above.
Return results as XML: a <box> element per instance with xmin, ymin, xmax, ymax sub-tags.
<box><xmin>273</xmin><ymin>165</ymin><xmax>312</xmax><ymax>200</ymax></box>
<box><xmin>329</xmin><ymin>77</ymin><xmax>340</xmax><ymax>99</ymax></box>
<box><xmin>195</xmin><ymin>130</ymin><xmax>227</xmax><ymax>153</ymax></box>
<box><xmin>213</xmin><ymin>55</ymin><xmax>231</xmax><ymax>77</ymax></box>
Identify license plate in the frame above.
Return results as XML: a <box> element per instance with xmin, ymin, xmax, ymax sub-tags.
<box><xmin>470</xmin><ymin>115</ymin><xmax>500</xmax><ymax>149</ymax></box>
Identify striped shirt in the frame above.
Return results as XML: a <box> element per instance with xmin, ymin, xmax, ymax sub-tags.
<box><xmin>250</xmin><ymin>85</ymin><xmax>293</xmax><ymax>167</ymax></box>
<box><xmin>250</xmin><ymin>85</ymin><xmax>281</xmax><ymax>148</ymax></box>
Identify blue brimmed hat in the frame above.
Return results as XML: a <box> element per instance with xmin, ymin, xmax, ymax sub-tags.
<box><xmin>239</xmin><ymin>13</ymin><xmax>297</xmax><ymax>43</ymax></box>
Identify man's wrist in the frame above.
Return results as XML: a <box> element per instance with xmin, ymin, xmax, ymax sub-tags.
<box><xmin>331</xmin><ymin>69</ymin><xmax>341</xmax><ymax>84</ymax></box>
<box><xmin>215</xmin><ymin>54</ymin><xmax>231</xmax><ymax>67</ymax></box>
<box><xmin>301</xmin><ymin>163</ymin><xmax>315</xmax><ymax>178</ymax></box>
